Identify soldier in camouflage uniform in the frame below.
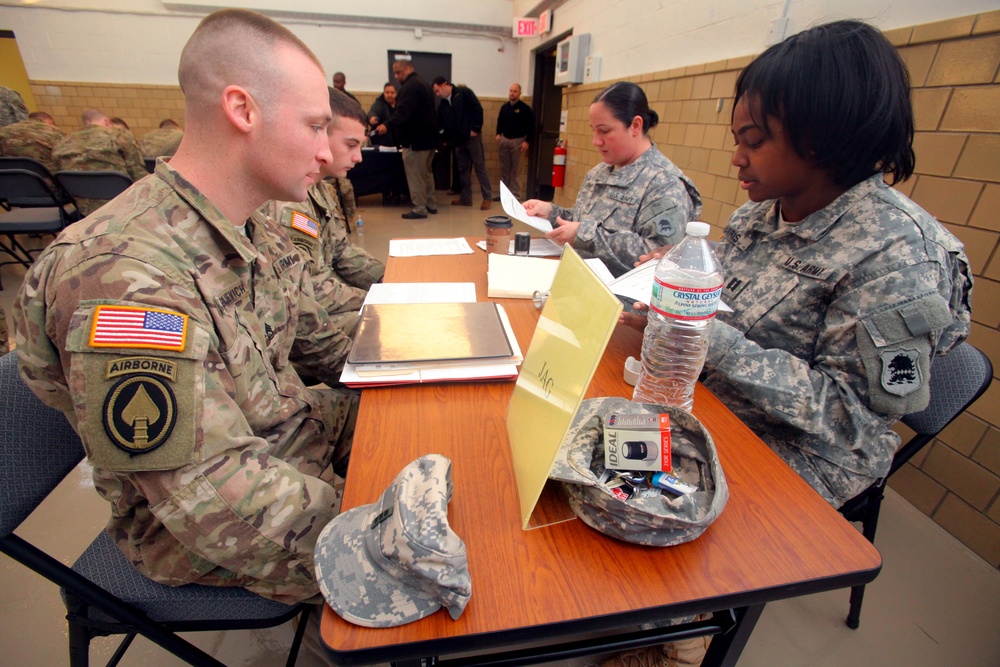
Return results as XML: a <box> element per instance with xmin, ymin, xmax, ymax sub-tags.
<box><xmin>0</xmin><ymin>86</ymin><xmax>28</xmax><ymax>128</ymax></box>
<box><xmin>15</xmin><ymin>9</ymin><xmax>357</xmax><ymax>607</ymax></box>
<box><xmin>524</xmin><ymin>82</ymin><xmax>701</xmax><ymax>277</ymax></box>
<box><xmin>261</xmin><ymin>88</ymin><xmax>384</xmax><ymax>349</ymax></box>
<box><xmin>609</xmin><ymin>21</ymin><xmax>973</xmax><ymax>667</ymax></box>
<box><xmin>0</xmin><ymin>115</ymin><xmax>66</xmax><ymax>172</ymax></box>
<box><xmin>51</xmin><ymin>108</ymin><xmax>148</xmax><ymax>215</ymax></box>
<box><xmin>139</xmin><ymin>118</ymin><xmax>184</xmax><ymax>159</ymax></box>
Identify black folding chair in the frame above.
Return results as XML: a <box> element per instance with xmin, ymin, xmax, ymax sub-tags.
<box><xmin>0</xmin><ymin>168</ymin><xmax>79</xmax><ymax>289</ymax></box>
<box><xmin>0</xmin><ymin>156</ymin><xmax>75</xmax><ymax>209</ymax></box>
<box><xmin>55</xmin><ymin>170</ymin><xmax>135</xmax><ymax>202</ymax></box>
<box><xmin>0</xmin><ymin>351</ymin><xmax>309</xmax><ymax>666</ymax></box>
<box><xmin>838</xmin><ymin>342</ymin><xmax>993</xmax><ymax>628</ymax></box>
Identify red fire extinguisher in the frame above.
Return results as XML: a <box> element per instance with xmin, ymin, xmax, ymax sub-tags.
<box><xmin>552</xmin><ymin>140</ymin><xmax>567</xmax><ymax>188</ymax></box>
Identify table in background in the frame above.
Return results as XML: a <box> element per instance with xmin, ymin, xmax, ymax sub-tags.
<box><xmin>349</xmin><ymin>149</ymin><xmax>408</xmax><ymax>199</ymax></box>
<box><xmin>322</xmin><ymin>237</ymin><xmax>882</xmax><ymax>666</ymax></box>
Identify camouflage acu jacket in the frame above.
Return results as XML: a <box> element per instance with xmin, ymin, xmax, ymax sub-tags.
<box><xmin>14</xmin><ymin>162</ymin><xmax>358</xmax><ymax>603</ymax></box>
<box><xmin>702</xmin><ymin>175</ymin><xmax>972</xmax><ymax>506</ymax></box>
<box><xmin>549</xmin><ymin>145</ymin><xmax>702</xmax><ymax>277</ymax></box>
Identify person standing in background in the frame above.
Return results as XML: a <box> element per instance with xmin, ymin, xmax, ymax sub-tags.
<box><xmin>367</xmin><ymin>82</ymin><xmax>397</xmax><ymax>146</ymax></box>
<box><xmin>495</xmin><ymin>82</ymin><xmax>534</xmax><ymax>200</ymax></box>
<box><xmin>432</xmin><ymin>77</ymin><xmax>493</xmax><ymax>211</ymax></box>
<box><xmin>332</xmin><ymin>71</ymin><xmax>359</xmax><ymax>105</ymax></box>
<box><xmin>376</xmin><ymin>58</ymin><xmax>439</xmax><ymax>219</ymax></box>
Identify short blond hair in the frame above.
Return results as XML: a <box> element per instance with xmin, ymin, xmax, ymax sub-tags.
<box><xmin>178</xmin><ymin>9</ymin><xmax>322</xmax><ymax>114</ymax></box>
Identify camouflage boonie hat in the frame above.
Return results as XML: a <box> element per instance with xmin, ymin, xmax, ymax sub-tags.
<box><xmin>549</xmin><ymin>397</ymin><xmax>728</xmax><ymax>546</ymax></box>
<box><xmin>314</xmin><ymin>454</ymin><xmax>472</xmax><ymax>628</ymax></box>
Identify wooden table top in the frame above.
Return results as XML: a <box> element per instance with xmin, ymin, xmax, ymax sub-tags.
<box><xmin>321</xmin><ymin>239</ymin><xmax>882</xmax><ymax>663</ymax></box>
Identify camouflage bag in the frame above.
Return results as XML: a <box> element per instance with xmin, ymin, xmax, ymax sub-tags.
<box><xmin>549</xmin><ymin>397</ymin><xmax>728</xmax><ymax>546</ymax></box>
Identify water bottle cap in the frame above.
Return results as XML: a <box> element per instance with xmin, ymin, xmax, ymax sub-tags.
<box><xmin>686</xmin><ymin>221</ymin><xmax>710</xmax><ymax>237</ymax></box>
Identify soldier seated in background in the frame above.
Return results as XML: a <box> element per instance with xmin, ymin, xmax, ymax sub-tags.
<box><xmin>139</xmin><ymin>118</ymin><xmax>184</xmax><ymax>159</ymax></box>
<box><xmin>0</xmin><ymin>110</ymin><xmax>65</xmax><ymax>173</ymax></box>
<box><xmin>51</xmin><ymin>107</ymin><xmax>148</xmax><ymax>214</ymax></box>
<box><xmin>261</xmin><ymin>88</ymin><xmax>385</xmax><ymax>351</ymax></box>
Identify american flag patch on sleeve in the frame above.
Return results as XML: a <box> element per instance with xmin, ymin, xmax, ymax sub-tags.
<box><xmin>89</xmin><ymin>305</ymin><xmax>188</xmax><ymax>351</ymax></box>
<box><xmin>290</xmin><ymin>211</ymin><xmax>320</xmax><ymax>239</ymax></box>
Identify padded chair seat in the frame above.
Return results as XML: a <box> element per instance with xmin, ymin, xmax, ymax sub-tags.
<box><xmin>72</xmin><ymin>532</ymin><xmax>299</xmax><ymax>625</ymax></box>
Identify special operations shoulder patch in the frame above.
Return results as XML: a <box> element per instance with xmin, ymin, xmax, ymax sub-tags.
<box><xmin>90</xmin><ymin>305</ymin><xmax>188</xmax><ymax>352</ymax></box>
<box><xmin>880</xmin><ymin>348</ymin><xmax>921</xmax><ymax>396</ymax></box>
<box><xmin>103</xmin><ymin>374</ymin><xmax>177</xmax><ymax>455</ymax></box>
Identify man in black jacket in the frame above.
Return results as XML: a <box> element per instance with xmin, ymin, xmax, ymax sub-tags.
<box><xmin>433</xmin><ymin>77</ymin><xmax>493</xmax><ymax>211</ymax></box>
<box><xmin>376</xmin><ymin>59</ymin><xmax>438</xmax><ymax>219</ymax></box>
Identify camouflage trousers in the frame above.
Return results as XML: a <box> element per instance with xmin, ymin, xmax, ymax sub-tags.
<box><xmin>768</xmin><ymin>439</ymin><xmax>880</xmax><ymax>508</ymax></box>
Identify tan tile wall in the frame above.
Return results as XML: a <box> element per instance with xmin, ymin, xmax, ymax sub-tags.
<box><xmin>552</xmin><ymin>10</ymin><xmax>1000</xmax><ymax>568</ymax></box>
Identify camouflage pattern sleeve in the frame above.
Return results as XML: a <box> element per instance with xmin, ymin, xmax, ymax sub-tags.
<box><xmin>15</xmin><ymin>247</ymin><xmax>342</xmax><ymax>603</ymax></box>
<box><xmin>0</xmin><ymin>86</ymin><xmax>28</xmax><ymax>127</ymax></box>
<box><xmin>701</xmin><ymin>177</ymin><xmax>971</xmax><ymax>504</ymax></box>
<box><xmin>548</xmin><ymin>148</ymin><xmax>701</xmax><ymax>276</ymax></box>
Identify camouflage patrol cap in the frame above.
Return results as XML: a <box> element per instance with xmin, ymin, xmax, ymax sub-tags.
<box><xmin>314</xmin><ymin>454</ymin><xmax>472</xmax><ymax>628</ymax></box>
<box><xmin>549</xmin><ymin>397</ymin><xmax>728</xmax><ymax>546</ymax></box>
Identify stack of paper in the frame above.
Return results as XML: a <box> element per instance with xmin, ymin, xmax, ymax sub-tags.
<box><xmin>487</xmin><ymin>253</ymin><xmax>560</xmax><ymax>299</ymax></box>
<box><xmin>339</xmin><ymin>283</ymin><xmax>523</xmax><ymax>388</ymax></box>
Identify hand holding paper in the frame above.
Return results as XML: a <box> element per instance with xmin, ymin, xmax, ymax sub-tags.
<box><xmin>500</xmin><ymin>182</ymin><xmax>553</xmax><ymax>233</ymax></box>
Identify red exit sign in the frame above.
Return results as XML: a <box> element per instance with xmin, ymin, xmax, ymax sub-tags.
<box><xmin>513</xmin><ymin>17</ymin><xmax>538</xmax><ymax>38</ymax></box>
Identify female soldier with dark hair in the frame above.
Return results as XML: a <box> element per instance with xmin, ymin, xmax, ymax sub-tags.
<box><xmin>523</xmin><ymin>81</ymin><xmax>701</xmax><ymax>276</ymax></box>
<box><xmin>607</xmin><ymin>19</ymin><xmax>972</xmax><ymax>667</ymax></box>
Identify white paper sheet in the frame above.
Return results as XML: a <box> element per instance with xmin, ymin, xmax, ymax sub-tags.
<box><xmin>474</xmin><ymin>238</ymin><xmax>564</xmax><ymax>257</ymax></box>
<box><xmin>608</xmin><ymin>259</ymin><xmax>733</xmax><ymax>312</ymax></box>
<box><xmin>364</xmin><ymin>282</ymin><xmax>477</xmax><ymax>305</ymax></box>
<box><xmin>486</xmin><ymin>253</ymin><xmax>560</xmax><ymax>299</ymax></box>
<box><xmin>388</xmin><ymin>238</ymin><xmax>475</xmax><ymax>257</ymax></box>
<box><xmin>500</xmin><ymin>182</ymin><xmax>553</xmax><ymax>232</ymax></box>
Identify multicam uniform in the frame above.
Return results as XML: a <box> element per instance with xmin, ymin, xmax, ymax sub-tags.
<box><xmin>547</xmin><ymin>145</ymin><xmax>702</xmax><ymax>277</ymax></box>
<box><xmin>139</xmin><ymin>127</ymin><xmax>184</xmax><ymax>158</ymax></box>
<box><xmin>262</xmin><ymin>179</ymin><xmax>384</xmax><ymax>339</ymax></box>
<box><xmin>15</xmin><ymin>162</ymin><xmax>358</xmax><ymax>603</ymax></box>
<box><xmin>702</xmin><ymin>175</ymin><xmax>973</xmax><ymax>507</ymax></box>
<box><xmin>0</xmin><ymin>119</ymin><xmax>66</xmax><ymax>172</ymax></box>
<box><xmin>0</xmin><ymin>86</ymin><xmax>28</xmax><ymax>127</ymax></box>
<box><xmin>52</xmin><ymin>125</ymin><xmax>149</xmax><ymax>215</ymax></box>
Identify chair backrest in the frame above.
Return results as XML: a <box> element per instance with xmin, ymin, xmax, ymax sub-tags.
<box><xmin>892</xmin><ymin>342</ymin><xmax>993</xmax><ymax>473</ymax></box>
<box><xmin>0</xmin><ymin>168</ymin><xmax>69</xmax><ymax>214</ymax></box>
<box><xmin>55</xmin><ymin>170</ymin><xmax>134</xmax><ymax>201</ymax></box>
<box><xmin>0</xmin><ymin>352</ymin><xmax>85</xmax><ymax>538</ymax></box>
<box><xmin>144</xmin><ymin>157</ymin><xmax>157</xmax><ymax>174</ymax></box>
<box><xmin>0</xmin><ymin>156</ymin><xmax>56</xmax><ymax>181</ymax></box>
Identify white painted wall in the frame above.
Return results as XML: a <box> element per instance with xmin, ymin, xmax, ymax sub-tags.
<box><xmin>1</xmin><ymin>0</ymin><xmax>998</xmax><ymax>95</ymax></box>
<box><xmin>513</xmin><ymin>0</ymin><xmax>1000</xmax><ymax>84</ymax></box>
<box><xmin>0</xmin><ymin>0</ymin><xmax>523</xmax><ymax>95</ymax></box>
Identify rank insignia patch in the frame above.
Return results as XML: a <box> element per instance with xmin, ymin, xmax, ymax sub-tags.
<box><xmin>290</xmin><ymin>211</ymin><xmax>320</xmax><ymax>239</ymax></box>
<box><xmin>90</xmin><ymin>305</ymin><xmax>188</xmax><ymax>352</ymax></box>
<box><xmin>103</xmin><ymin>375</ymin><xmax>177</xmax><ymax>455</ymax></box>
<box><xmin>880</xmin><ymin>348</ymin><xmax>921</xmax><ymax>396</ymax></box>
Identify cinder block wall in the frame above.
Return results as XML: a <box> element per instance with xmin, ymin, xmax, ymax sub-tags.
<box><xmin>555</xmin><ymin>10</ymin><xmax>1000</xmax><ymax>568</ymax></box>
<box><xmin>28</xmin><ymin>83</ymin><xmax>523</xmax><ymax>196</ymax></box>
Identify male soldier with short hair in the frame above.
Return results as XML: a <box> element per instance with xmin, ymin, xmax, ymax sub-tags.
<box><xmin>0</xmin><ymin>111</ymin><xmax>66</xmax><ymax>172</ymax></box>
<box><xmin>139</xmin><ymin>118</ymin><xmax>184</xmax><ymax>159</ymax></box>
<box><xmin>51</xmin><ymin>107</ymin><xmax>148</xmax><ymax>214</ymax></box>
<box><xmin>15</xmin><ymin>7</ymin><xmax>357</xmax><ymax>625</ymax></box>
<box><xmin>261</xmin><ymin>88</ymin><xmax>384</xmax><ymax>346</ymax></box>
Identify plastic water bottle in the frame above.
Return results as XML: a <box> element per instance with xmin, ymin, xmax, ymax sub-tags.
<box><xmin>355</xmin><ymin>216</ymin><xmax>364</xmax><ymax>237</ymax></box>
<box><xmin>632</xmin><ymin>221</ymin><xmax>723</xmax><ymax>411</ymax></box>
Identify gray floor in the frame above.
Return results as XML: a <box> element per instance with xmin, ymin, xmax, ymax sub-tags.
<box><xmin>2</xmin><ymin>193</ymin><xmax>999</xmax><ymax>666</ymax></box>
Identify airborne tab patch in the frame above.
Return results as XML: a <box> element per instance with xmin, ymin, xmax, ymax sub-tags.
<box><xmin>290</xmin><ymin>210</ymin><xmax>320</xmax><ymax>239</ymax></box>
<box><xmin>90</xmin><ymin>305</ymin><xmax>188</xmax><ymax>352</ymax></box>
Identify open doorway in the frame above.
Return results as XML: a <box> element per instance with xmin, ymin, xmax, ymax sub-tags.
<box><xmin>527</xmin><ymin>31</ymin><xmax>570</xmax><ymax>201</ymax></box>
